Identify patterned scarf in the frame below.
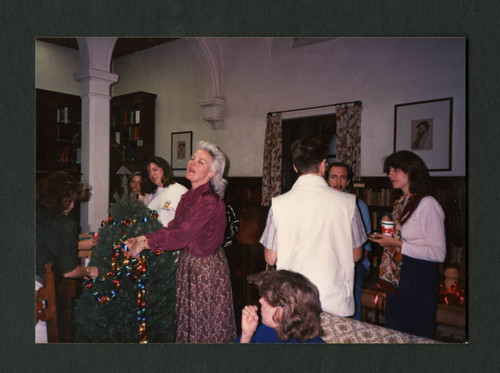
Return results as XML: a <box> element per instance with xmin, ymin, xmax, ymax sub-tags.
<box><xmin>378</xmin><ymin>193</ymin><xmax>424</xmax><ymax>294</ymax></box>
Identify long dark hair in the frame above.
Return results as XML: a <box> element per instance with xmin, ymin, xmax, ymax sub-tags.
<box><xmin>142</xmin><ymin>156</ymin><xmax>175</xmax><ymax>194</ymax></box>
<box><xmin>383</xmin><ymin>150</ymin><xmax>432</xmax><ymax>196</ymax></box>
<box><xmin>383</xmin><ymin>151</ymin><xmax>432</xmax><ymax>224</ymax></box>
<box><xmin>257</xmin><ymin>270</ymin><xmax>323</xmax><ymax>342</ymax></box>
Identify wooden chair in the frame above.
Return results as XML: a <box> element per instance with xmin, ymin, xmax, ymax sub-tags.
<box><xmin>35</xmin><ymin>262</ymin><xmax>58</xmax><ymax>342</ymax></box>
<box><xmin>57</xmin><ymin>278</ymin><xmax>77</xmax><ymax>342</ymax></box>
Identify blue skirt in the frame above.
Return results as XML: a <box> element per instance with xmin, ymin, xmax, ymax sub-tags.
<box><xmin>385</xmin><ymin>255</ymin><xmax>439</xmax><ymax>338</ymax></box>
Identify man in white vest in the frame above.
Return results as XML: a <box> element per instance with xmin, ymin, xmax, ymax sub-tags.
<box><xmin>261</xmin><ymin>137</ymin><xmax>367</xmax><ymax>317</ymax></box>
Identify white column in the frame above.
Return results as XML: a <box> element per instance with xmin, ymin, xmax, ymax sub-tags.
<box><xmin>74</xmin><ymin>38</ymin><xmax>118</xmax><ymax>232</ymax></box>
<box><xmin>74</xmin><ymin>69</ymin><xmax>118</xmax><ymax>232</ymax></box>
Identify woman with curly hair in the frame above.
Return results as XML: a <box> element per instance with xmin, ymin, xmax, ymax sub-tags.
<box><xmin>36</xmin><ymin>171</ymin><xmax>99</xmax><ymax>342</ymax></box>
<box><xmin>122</xmin><ymin>141</ymin><xmax>236</xmax><ymax>343</ymax></box>
<box><xmin>36</xmin><ymin>171</ymin><xmax>98</xmax><ymax>281</ymax></box>
<box><xmin>236</xmin><ymin>270</ymin><xmax>325</xmax><ymax>343</ymax></box>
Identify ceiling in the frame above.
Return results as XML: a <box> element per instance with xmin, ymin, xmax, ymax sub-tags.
<box><xmin>37</xmin><ymin>38</ymin><xmax>179</xmax><ymax>59</ymax></box>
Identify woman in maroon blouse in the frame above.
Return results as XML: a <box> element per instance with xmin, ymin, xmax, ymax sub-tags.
<box><xmin>122</xmin><ymin>141</ymin><xmax>236</xmax><ymax>343</ymax></box>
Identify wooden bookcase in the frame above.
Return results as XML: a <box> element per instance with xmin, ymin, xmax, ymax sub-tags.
<box><xmin>36</xmin><ymin>89</ymin><xmax>82</xmax><ymax>182</ymax></box>
<box><xmin>36</xmin><ymin>89</ymin><xmax>83</xmax><ymax>223</ymax></box>
<box><xmin>109</xmin><ymin>91</ymin><xmax>156</xmax><ymax>199</ymax></box>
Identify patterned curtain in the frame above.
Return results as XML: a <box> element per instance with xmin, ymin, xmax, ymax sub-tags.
<box><xmin>336</xmin><ymin>103</ymin><xmax>363</xmax><ymax>177</ymax></box>
<box><xmin>261</xmin><ymin>112</ymin><xmax>282</xmax><ymax>206</ymax></box>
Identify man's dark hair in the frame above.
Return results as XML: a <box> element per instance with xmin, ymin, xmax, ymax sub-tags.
<box><xmin>291</xmin><ymin>137</ymin><xmax>328</xmax><ymax>175</ymax></box>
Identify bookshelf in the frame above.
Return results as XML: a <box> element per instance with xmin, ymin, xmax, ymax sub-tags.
<box><xmin>36</xmin><ymin>89</ymin><xmax>82</xmax><ymax>181</ymax></box>
<box><xmin>36</xmin><ymin>89</ymin><xmax>83</xmax><ymax>223</ymax></box>
<box><xmin>109</xmin><ymin>91</ymin><xmax>156</xmax><ymax>199</ymax></box>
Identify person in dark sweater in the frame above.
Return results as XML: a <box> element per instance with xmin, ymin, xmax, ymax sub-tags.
<box><xmin>36</xmin><ymin>171</ymin><xmax>98</xmax><ymax>281</ymax></box>
<box><xmin>236</xmin><ymin>270</ymin><xmax>325</xmax><ymax>343</ymax></box>
<box><xmin>36</xmin><ymin>171</ymin><xmax>99</xmax><ymax>342</ymax></box>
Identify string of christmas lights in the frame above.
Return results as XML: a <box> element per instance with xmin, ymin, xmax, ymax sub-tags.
<box><xmin>83</xmin><ymin>210</ymin><xmax>159</xmax><ymax>343</ymax></box>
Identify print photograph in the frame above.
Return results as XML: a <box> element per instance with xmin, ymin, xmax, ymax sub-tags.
<box><xmin>34</xmin><ymin>37</ymin><xmax>465</xmax><ymax>347</ymax></box>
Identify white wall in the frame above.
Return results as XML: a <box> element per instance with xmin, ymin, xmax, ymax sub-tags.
<box><xmin>112</xmin><ymin>37</ymin><xmax>465</xmax><ymax>177</ymax></box>
<box><xmin>36</xmin><ymin>37</ymin><xmax>466</xmax><ymax>178</ymax></box>
<box><xmin>111</xmin><ymin>39</ymin><xmax>217</xmax><ymax>178</ymax></box>
<box><xmin>35</xmin><ymin>40</ymin><xmax>81</xmax><ymax>95</ymax></box>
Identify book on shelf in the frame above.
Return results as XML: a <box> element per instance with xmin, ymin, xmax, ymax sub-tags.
<box><xmin>57</xmin><ymin>107</ymin><xmax>69</xmax><ymax>123</ymax></box>
<box><xmin>75</xmin><ymin>148</ymin><xmax>81</xmax><ymax>164</ymax></box>
<box><xmin>125</xmin><ymin>126</ymin><xmax>141</xmax><ymax>143</ymax></box>
<box><xmin>56</xmin><ymin>106</ymin><xmax>81</xmax><ymax>125</ymax></box>
<box><xmin>121</xmin><ymin>110</ymin><xmax>141</xmax><ymax>125</ymax></box>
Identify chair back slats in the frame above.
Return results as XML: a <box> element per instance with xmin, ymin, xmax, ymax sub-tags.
<box><xmin>35</xmin><ymin>262</ymin><xmax>58</xmax><ymax>342</ymax></box>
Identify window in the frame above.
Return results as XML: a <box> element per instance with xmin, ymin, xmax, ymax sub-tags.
<box><xmin>282</xmin><ymin>114</ymin><xmax>336</xmax><ymax>193</ymax></box>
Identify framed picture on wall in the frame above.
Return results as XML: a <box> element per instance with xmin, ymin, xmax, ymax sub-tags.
<box><xmin>394</xmin><ymin>97</ymin><xmax>453</xmax><ymax>171</ymax></box>
<box><xmin>171</xmin><ymin>131</ymin><xmax>192</xmax><ymax>170</ymax></box>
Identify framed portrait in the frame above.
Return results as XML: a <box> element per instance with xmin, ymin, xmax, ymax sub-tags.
<box><xmin>171</xmin><ymin>131</ymin><xmax>192</xmax><ymax>170</ymax></box>
<box><xmin>394</xmin><ymin>97</ymin><xmax>453</xmax><ymax>171</ymax></box>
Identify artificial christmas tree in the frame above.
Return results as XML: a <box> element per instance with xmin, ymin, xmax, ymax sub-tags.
<box><xmin>74</xmin><ymin>182</ymin><xmax>177</xmax><ymax>342</ymax></box>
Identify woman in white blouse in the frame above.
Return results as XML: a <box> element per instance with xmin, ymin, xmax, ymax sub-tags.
<box><xmin>369</xmin><ymin>150</ymin><xmax>446</xmax><ymax>338</ymax></box>
<box><xmin>143</xmin><ymin>156</ymin><xmax>187</xmax><ymax>227</ymax></box>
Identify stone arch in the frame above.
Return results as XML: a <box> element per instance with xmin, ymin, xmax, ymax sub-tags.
<box><xmin>186</xmin><ymin>38</ymin><xmax>225</xmax><ymax>129</ymax></box>
<box><xmin>76</xmin><ymin>38</ymin><xmax>117</xmax><ymax>73</ymax></box>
